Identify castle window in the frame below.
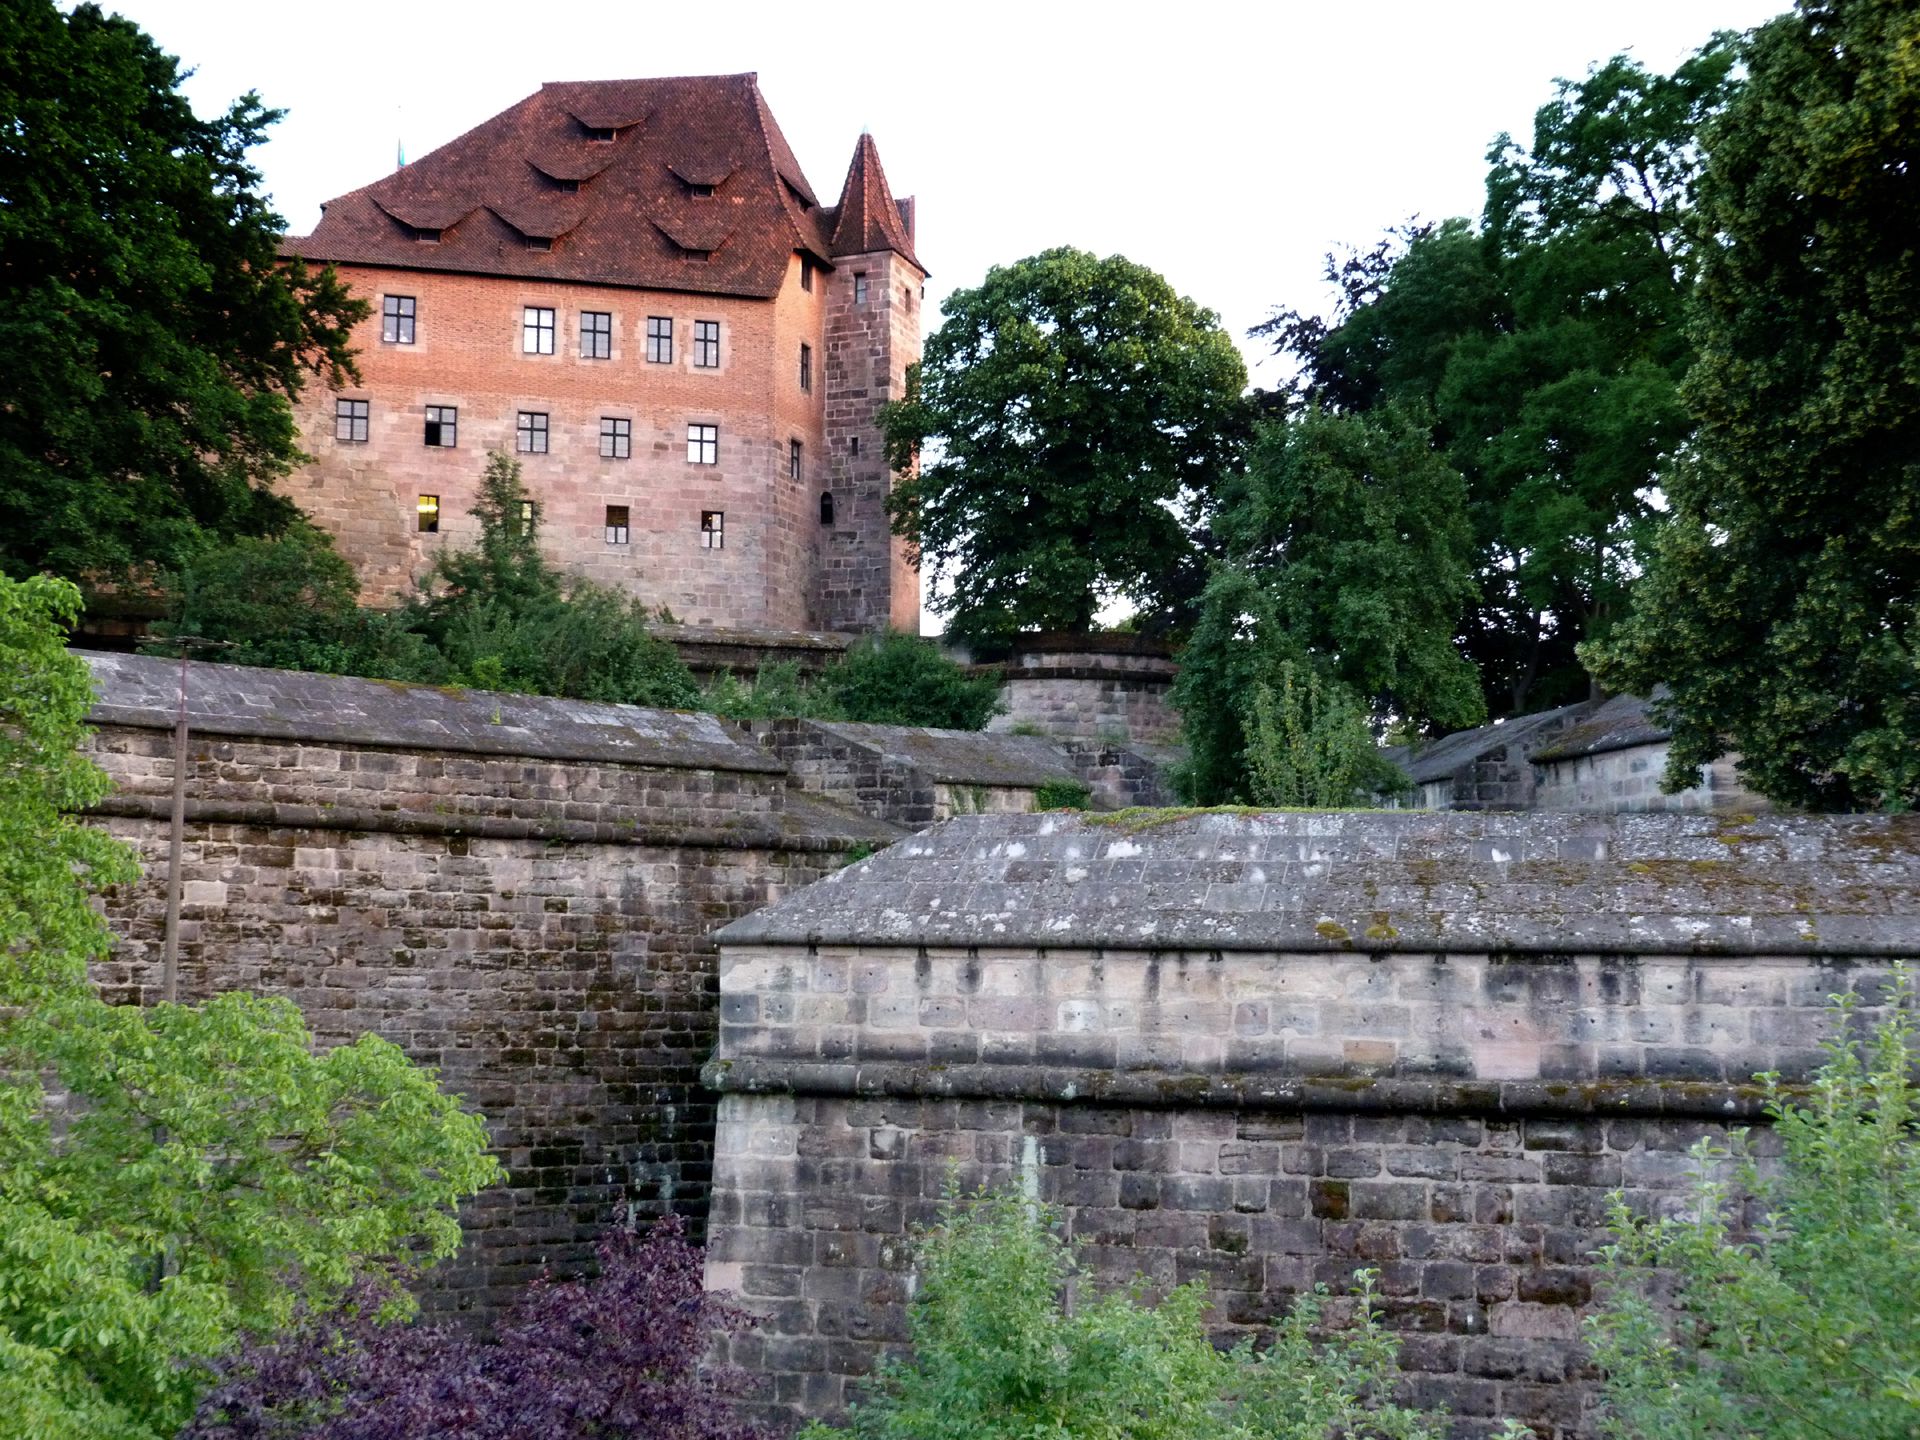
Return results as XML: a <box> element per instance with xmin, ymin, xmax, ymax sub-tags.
<box><xmin>381</xmin><ymin>295</ymin><xmax>416</xmax><ymax>344</ymax></box>
<box><xmin>581</xmin><ymin>311</ymin><xmax>611</xmax><ymax>359</ymax></box>
<box><xmin>686</xmin><ymin>423</ymin><xmax>718</xmax><ymax>465</ymax></box>
<box><xmin>789</xmin><ymin>438</ymin><xmax>803</xmax><ymax>481</ymax></box>
<box><xmin>522</xmin><ymin>307</ymin><xmax>555</xmax><ymax>355</ymax></box>
<box><xmin>853</xmin><ymin>272</ymin><xmax>868</xmax><ymax>305</ymax></box>
<box><xmin>417</xmin><ymin>495</ymin><xmax>440</xmax><ymax>533</ymax></box>
<box><xmin>584</xmin><ymin>125</ymin><xmax>617</xmax><ymax>143</ymax></box>
<box><xmin>519</xmin><ymin>499</ymin><xmax>534</xmax><ymax>535</ymax></box>
<box><xmin>411</xmin><ymin>226</ymin><xmax>441</xmax><ymax>244</ymax></box>
<box><xmin>516</xmin><ymin>411</ymin><xmax>549</xmax><ymax>454</ymax></box>
<box><xmin>600</xmin><ymin>416</ymin><xmax>631</xmax><ymax>459</ymax></box>
<box><xmin>424</xmin><ymin>405</ymin><xmax>457</xmax><ymax>447</ymax></box>
<box><xmin>819</xmin><ymin>492</ymin><xmax>835</xmax><ymax>526</ymax></box>
<box><xmin>646</xmin><ymin>316</ymin><xmax>673</xmax><ymax>364</ymax></box>
<box><xmin>850</xmin><ymin>435</ymin><xmax>860</xmax><ymax>457</ymax></box>
<box><xmin>605</xmin><ymin>505</ymin><xmax>630</xmax><ymax>545</ymax></box>
<box><xmin>525</xmin><ymin>236</ymin><xmax>552</xmax><ymax>252</ymax></box>
<box><xmin>799</xmin><ymin>343</ymin><xmax>812</xmax><ymax>393</ymax></box>
<box><xmin>688</xmin><ymin>182</ymin><xmax>715</xmax><ymax>199</ymax></box>
<box><xmin>799</xmin><ymin>256</ymin><xmax>813</xmax><ymax>292</ymax></box>
<box><xmin>334</xmin><ymin>398</ymin><xmax>369</xmax><ymax>443</ymax></box>
<box><xmin>693</xmin><ymin>319</ymin><xmax>720</xmax><ymax>368</ymax></box>
<box><xmin>701</xmin><ymin>510</ymin><xmax>725</xmax><ymax>548</ymax></box>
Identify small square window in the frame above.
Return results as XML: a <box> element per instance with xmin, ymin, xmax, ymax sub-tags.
<box><xmin>382</xmin><ymin>295</ymin><xmax>416</xmax><ymax>344</ymax></box>
<box><xmin>693</xmin><ymin>319</ymin><xmax>720</xmax><ymax>368</ymax></box>
<box><xmin>600</xmin><ymin>416</ymin><xmax>631</xmax><ymax>459</ymax></box>
<box><xmin>517</xmin><ymin>411</ymin><xmax>549</xmax><ymax>454</ymax></box>
<box><xmin>853</xmin><ymin>272</ymin><xmax>867</xmax><ymax>305</ymax></box>
<box><xmin>700</xmin><ymin>510</ymin><xmax>725</xmax><ymax>548</ymax></box>
<box><xmin>417</xmin><ymin>495</ymin><xmax>440</xmax><ymax>533</ymax></box>
<box><xmin>335</xmin><ymin>398</ymin><xmax>369</xmax><ymax>443</ymax></box>
<box><xmin>789</xmin><ymin>438</ymin><xmax>803</xmax><ymax>481</ymax></box>
<box><xmin>646</xmin><ymin>316</ymin><xmax>673</xmax><ymax>364</ymax></box>
<box><xmin>687</xmin><ymin>423</ymin><xmax>718</xmax><ymax>465</ymax></box>
<box><xmin>424</xmin><ymin>405</ymin><xmax>457</xmax><ymax>447</ymax></box>
<box><xmin>581</xmin><ymin>311</ymin><xmax>611</xmax><ymax>359</ymax></box>
<box><xmin>605</xmin><ymin>504</ymin><xmax>630</xmax><ymax>545</ymax></box>
<box><xmin>523</xmin><ymin>307</ymin><xmax>555</xmax><ymax>355</ymax></box>
<box><xmin>799</xmin><ymin>342</ymin><xmax>812</xmax><ymax>393</ymax></box>
<box><xmin>799</xmin><ymin>257</ymin><xmax>813</xmax><ymax>292</ymax></box>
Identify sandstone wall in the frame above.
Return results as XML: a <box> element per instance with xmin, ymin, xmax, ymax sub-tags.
<box><xmin>704</xmin><ymin>810</ymin><xmax>1920</xmax><ymax>1437</ymax></box>
<box><xmin>1533</xmin><ymin>744</ymin><xmax>1766</xmax><ymax>814</ymax></box>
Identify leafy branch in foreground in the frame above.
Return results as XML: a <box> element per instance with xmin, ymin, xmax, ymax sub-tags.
<box><xmin>1588</xmin><ymin>969</ymin><xmax>1920</xmax><ymax>1439</ymax></box>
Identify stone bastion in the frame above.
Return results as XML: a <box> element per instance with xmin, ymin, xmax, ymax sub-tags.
<box><xmin>702</xmin><ymin>808</ymin><xmax>1920</xmax><ymax>1436</ymax></box>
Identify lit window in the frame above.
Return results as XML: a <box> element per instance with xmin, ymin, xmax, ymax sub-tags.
<box><xmin>646</xmin><ymin>316</ymin><xmax>673</xmax><ymax>364</ymax></box>
<box><xmin>523</xmin><ymin>307</ymin><xmax>555</xmax><ymax>355</ymax></box>
<box><xmin>799</xmin><ymin>256</ymin><xmax>813</xmax><ymax>292</ymax></box>
<box><xmin>600</xmin><ymin>416</ymin><xmax>631</xmax><ymax>459</ymax></box>
<box><xmin>519</xmin><ymin>499</ymin><xmax>534</xmax><ymax>535</ymax></box>
<box><xmin>693</xmin><ymin>320</ymin><xmax>720</xmax><ymax>368</ymax></box>
<box><xmin>700</xmin><ymin>510</ymin><xmax>725</xmax><ymax>548</ymax></box>
<box><xmin>417</xmin><ymin>495</ymin><xmax>440</xmax><ymax>532</ymax></box>
<box><xmin>789</xmin><ymin>438</ymin><xmax>803</xmax><ymax>481</ymax></box>
<box><xmin>382</xmin><ymin>295</ymin><xmax>416</xmax><ymax>344</ymax></box>
<box><xmin>581</xmin><ymin>311</ymin><xmax>611</xmax><ymax>359</ymax></box>
<box><xmin>335</xmin><ymin>398</ymin><xmax>369</xmax><ymax>443</ymax></box>
<box><xmin>799</xmin><ymin>342</ymin><xmax>811</xmax><ymax>393</ymax></box>
<box><xmin>606</xmin><ymin>505</ymin><xmax>630</xmax><ymax>545</ymax></box>
<box><xmin>819</xmin><ymin>491</ymin><xmax>835</xmax><ymax>526</ymax></box>
<box><xmin>686</xmin><ymin>423</ymin><xmax>718</xmax><ymax>465</ymax></box>
<box><xmin>853</xmin><ymin>272</ymin><xmax>867</xmax><ymax>305</ymax></box>
<box><xmin>424</xmin><ymin>405</ymin><xmax>457</xmax><ymax>447</ymax></box>
<box><xmin>516</xmin><ymin>411</ymin><xmax>549</xmax><ymax>454</ymax></box>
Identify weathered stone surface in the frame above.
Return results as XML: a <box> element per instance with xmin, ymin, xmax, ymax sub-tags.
<box><xmin>705</xmin><ymin>810</ymin><xmax>1920</xmax><ymax>1437</ymax></box>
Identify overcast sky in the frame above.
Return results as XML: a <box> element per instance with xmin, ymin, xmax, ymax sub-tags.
<box><xmin>116</xmin><ymin>0</ymin><xmax>1786</xmax><ymax>390</ymax></box>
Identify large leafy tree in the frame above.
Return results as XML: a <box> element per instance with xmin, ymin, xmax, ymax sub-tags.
<box><xmin>1586</xmin><ymin>0</ymin><xmax>1920</xmax><ymax>811</ymax></box>
<box><xmin>0</xmin><ymin>573</ymin><xmax>500</xmax><ymax>1439</ymax></box>
<box><xmin>1260</xmin><ymin>41</ymin><xmax>1738</xmax><ymax>716</ymax></box>
<box><xmin>0</xmin><ymin>2</ymin><xmax>363</xmax><ymax>587</ymax></box>
<box><xmin>882</xmin><ymin>247</ymin><xmax>1249</xmax><ymax>643</ymax></box>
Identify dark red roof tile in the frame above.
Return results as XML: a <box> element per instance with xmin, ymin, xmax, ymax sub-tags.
<box><xmin>286</xmin><ymin>73</ymin><xmax>874</xmax><ymax>299</ymax></box>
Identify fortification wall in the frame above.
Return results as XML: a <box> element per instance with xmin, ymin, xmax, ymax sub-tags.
<box><xmin>77</xmin><ymin>652</ymin><xmax>873</xmax><ymax>1316</ymax></box>
<box><xmin>704</xmin><ymin>810</ymin><xmax>1920</xmax><ymax>1436</ymax></box>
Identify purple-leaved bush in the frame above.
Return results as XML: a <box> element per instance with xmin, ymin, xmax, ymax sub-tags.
<box><xmin>184</xmin><ymin>1214</ymin><xmax>766</xmax><ymax>1440</ymax></box>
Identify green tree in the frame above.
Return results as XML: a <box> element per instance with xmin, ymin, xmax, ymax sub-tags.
<box><xmin>1588</xmin><ymin>973</ymin><xmax>1920</xmax><ymax>1438</ymax></box>
<box><xmin>0</xmin><ymin>2</ymin><xmax>364</xmax><ymax>588</ymax></box>
<box><xmin>824</xmin><ymin>631</ymin><xmax>1003</xmax><ymax>730</ymax></box>
<box><xmin>803</xmin><ymin>1183</ymin><xmax>1439</xmax><ymax>1440</ymax></box>
<box><xmin>405</xmin><ymin>454</ymin><xmax>701</xmax><ymax>709</ymax></box>
<box><xmin>1585</xmin><ymin>0</ymin><xmax>1920</xmax><ymax>811</ymax></box>
<box><xmin>0</xmin><ymin>573</ymin><xmax>501</xmax><ymax>1439</ymax></box>
<box><xmin>882</xmin><ymin>248</ymin><xmax>1250</xmax><ymax>643</ymax></box>
<box><xmin>1260</xmin><ymin>41</ymin><xmax>1739</xmax><ymax>715</ymax></box>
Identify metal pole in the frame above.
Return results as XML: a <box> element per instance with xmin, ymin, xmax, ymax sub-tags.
<box><xmin>160</xmin><ymin>646</ymin><xmax>189</xmax><ymax>1005</ymax></box>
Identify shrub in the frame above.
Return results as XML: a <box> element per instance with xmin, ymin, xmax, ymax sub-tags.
<box><xmin>1588</xmin><ymin>970</ymin><xmax>1920</xmax><ymax>1438</ymax></box>
<box><xmin>704</xmin><ymin>660</ymin><xmax>839</xmax><ymax>721</ymax></box>
<box><xmin>1244</xmin><ymin>663</ymin><xmax>1404</xmax><ymax>807</ymax></box>
<box><xmin>803</xmin><ymin>1183</ymin><xmax>1439</xmax><ymax>1440</ymax></box>
<box><xmin>185</xmin><ymin>1214</ymin><xmax>763</xmax><ymax>1440</ymax></box>
<box><xmin>1033</xmin><ymin>778</ymin><xmax>1092</xmax><ymax>811</ymax></box>
<box><xmin>823</xmin><ymin>631</ymin><xmax>1002</xmax><ymax>730</ymax></box>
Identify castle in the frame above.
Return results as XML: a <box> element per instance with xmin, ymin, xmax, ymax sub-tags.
<box><xmin>281</xmin><ymin>74</ymin><xmax>922</xmax><ymax>633</ymax></box>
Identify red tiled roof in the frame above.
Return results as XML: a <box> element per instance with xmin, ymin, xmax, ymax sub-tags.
<box><xmin>829</xmin><ymin>132</ymin><xmax>921</xmax><ymax>270</ymax></box>
<box><xmin>284</xmin><ymin>74</ymin><xmax>869</xmax><ymax>299</ymax></box>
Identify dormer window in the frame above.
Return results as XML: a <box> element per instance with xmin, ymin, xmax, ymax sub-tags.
<box><xmin>687</xmin><ymin>182</ymin><xmax>715</xmax><ymax>199</ymax></box>
<box><xmin>525</xmin><ymin>236</ymin><xmax>552</xmax><ymax>252</ymax></box>
<box><xmin>555</xmin><ymin>178</ymin><xmax>580</xmax><ymax>193</ymax></box>
<box><xmin>584</xmin><ymin>126</ymin><xmax>617</xmax><ymax>143</ymax></box>
<box><xmin>412</xmin><ymin>226</ymin><xmax>442</xmax><ymax>244</ymax></box>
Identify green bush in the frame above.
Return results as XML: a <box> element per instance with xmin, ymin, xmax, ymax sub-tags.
<box><xmin>803</xmin><ymin>1183</ymin><xmax>1440</xmax><ymax>1440</ymax></box>
<box><xmin>702</xmin><ymin>660</ymin><xmax>837</xmax><ymax>721</ymax></box>
<box><xmin>1245</xmin><ymin>663</ymin><xmax>1405</xmax><ymax>808</ymax></box>
<box><xmin>1588</xmin><ymin>971</ymin><xmax>1920</xmax><ymax>1438</ymax></box>
<box><xmin>1033</xmin><ymin>778</ymin><xmax>1092</xmax><ymax>811</ymax></box>
<box><xmin>823</xmin><ymin>631</ymin><xmax>1002</xmax><ymax>730</ymax></box>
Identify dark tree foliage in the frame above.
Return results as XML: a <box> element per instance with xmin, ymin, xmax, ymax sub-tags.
<box><xmin>186</xmin><ymin>1215</ymin><xmax>764</xmax><ymax>1440</ymax></box>
<box><xmin>1586</xmin><ymin>0</ymin><xmax>1920</xmax><ymax>811</ymax></box>
<box><xmin>0</xmin><ymin>1</ymin><xmax>364</xmax><ymax>587</ymax></box>
<box><xmin>824</xmin><ymin>631</ymin><xmax>1003</xmax><ymax>730</ymax></box>
<box><xmin>1258</xmin><ymin>41</ymin><xmax>1739</xmax><ymax>717</ymax></box>
<box><xmin>882</xmin><ymin>247</ymin><xmax>1250</xmax><ymax>643</ymax></box>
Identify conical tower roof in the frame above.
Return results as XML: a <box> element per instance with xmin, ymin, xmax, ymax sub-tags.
<box><xmin>828</xmin><ymin>132</ymin><xmax>921</xmax><ymax>270</ymax></box>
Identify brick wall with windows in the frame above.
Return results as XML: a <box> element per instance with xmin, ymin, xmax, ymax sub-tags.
<box><xmin>286</xmin><ymin>264</ymin><xmax>836</xmax><ymax>628</ymax></box>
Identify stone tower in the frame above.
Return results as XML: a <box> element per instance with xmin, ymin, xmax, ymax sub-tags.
<box><xmin>818</xmin><ymin>134</ymin><xmax>925</xmax><ymax>633</ymax></box>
